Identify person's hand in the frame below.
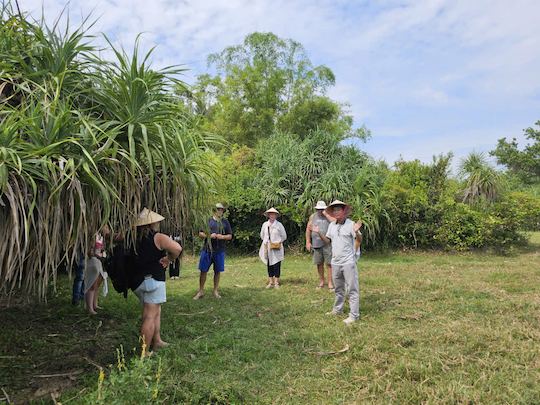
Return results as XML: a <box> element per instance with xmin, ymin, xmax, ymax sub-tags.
<box><xmin>210</xmin><ymin>233</ymin><xmax>217</xmax><ymax>239</ymax></box>
<box><xmin>159</xmin><ymin>256</ymin><xmax>171</xmax><ymax>268</ymax></box>
<box><xmin>353</xmin><ymin>220</ymin><xmax>363</xmax><ymax>232</ymax></box>
<box><xmin>306</xmin><ymin>241</ymin><xmax>311</xmax><ymax>252</ymax></box>
<box><xmin>312</xmin><ymin>224</ymin><xmax>320</xmax><ymax>234</ymax></box>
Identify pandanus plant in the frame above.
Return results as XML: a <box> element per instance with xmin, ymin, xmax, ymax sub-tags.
<box><xmin>0</xmin><ymin>5</ymin><xmax>221</xmax><ymax>300</ymax></box>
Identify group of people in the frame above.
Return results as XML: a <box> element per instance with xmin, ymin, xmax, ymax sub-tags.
<box><xmin>73</xmin><ymin>198</ymin><xmax>363</xmax><ymax>355</ymax></box>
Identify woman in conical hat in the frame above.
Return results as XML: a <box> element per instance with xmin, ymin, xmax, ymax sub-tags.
<box><xmin>259</xmin><ymin>208</ymin><xmax>287</xmax><ymax>289</ymax></box>
<box><xmin>131</xmin><ymin>208</ymin><xmax>182</xmax><ymax>355</ymax></box>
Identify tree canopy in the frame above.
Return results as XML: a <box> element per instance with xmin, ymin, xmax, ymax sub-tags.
<box><xmin>183</xmin><ymin>32</ymin><xmax>367</xmax><ymax>146</ymax></box>
<box><xmin>491</xmin><ymin>120</ymin><xmax>540</xmax><ymax>184</ymax></box>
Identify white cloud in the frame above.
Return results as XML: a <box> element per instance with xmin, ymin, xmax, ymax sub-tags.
<box><xmin>17</xmin><ymin>0</ymin><xmax>540</xmax><ymax>165</ymax></box>
<box><xmin>413</xmin><ymin>86</ymin><xmax>450</xmax><ymax>105</ymax></box>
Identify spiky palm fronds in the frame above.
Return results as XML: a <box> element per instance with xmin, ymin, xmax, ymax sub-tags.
<box><xmin>252</xmin><ymin>130</ymin><xmax>391</xmax><ymax>246</ymax></box>
<box><xmin>0</xmin><ymin>6</ymin><xmax>221</xmax><ymax>299</ymax></box>
<box><xmin>459</xmin><ymin>152</ymin><xmax>502</xmax><ymax>204</ymax></box>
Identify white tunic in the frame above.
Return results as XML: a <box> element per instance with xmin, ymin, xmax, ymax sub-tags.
<box><xmin>258</xmin><ymin>220</ymin><xmax>287</xmax><ymax>266</ymax></box>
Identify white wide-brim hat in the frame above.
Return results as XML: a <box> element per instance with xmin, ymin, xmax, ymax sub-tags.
<box><xmin>264</xmin><ymin>207</ymin><xmax>280</xmax><ymax>217</ymax></box>
<box><xmin>327</xmin><ymin>200</ymin><xmax>350</xmax><ymax>209</ymax></box>
<box><xmin>314</xmin><ymin>200</ymin><xmax>327</xmax><ymax>210</ymax></box>
<box><xmin>214</xmin><ymin>203</ymin><xmax>226</xmax><ymax>210</ymax></box>
<box><xmin>136</xmin><ymin>208</ymin><xmax>165</xmax><ymax>227</ymax></box>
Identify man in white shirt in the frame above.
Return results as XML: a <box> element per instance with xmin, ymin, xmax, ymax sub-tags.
<box><xmin>312</xmin><ymin>200</ymin><xmax>362</xmax><ymax>325</ymax></box>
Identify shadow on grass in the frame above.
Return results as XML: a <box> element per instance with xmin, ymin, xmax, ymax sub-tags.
<box><xmin>2</xmin><ymin>247</ymin><xmax>449</xmax><ymax>404</ymax></box>
<box><xmin>0</xmin><ymin>284</ymin><xmax>141</xmax><ymax>402</ymax></box>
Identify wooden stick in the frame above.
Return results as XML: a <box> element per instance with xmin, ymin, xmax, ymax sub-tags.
<box><xmin>176</xmin><ymin>307</ymin><xmax>213</xmax><ymax>316</ymax></box>
<box><xmin>34</xmin><ymin>370</ymin><xmax>83</xmax><ymax>378</ymax></box>
<box><xmin>1</xmin><ymin>387</ymin><xmax>11</xmax><ymax>404</ymax></box>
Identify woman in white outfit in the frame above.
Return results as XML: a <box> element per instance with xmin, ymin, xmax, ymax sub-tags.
<box><xmin>259</xmin><ymin>207</ymin><xmax>287</xmax><ymax>288</ymax></box>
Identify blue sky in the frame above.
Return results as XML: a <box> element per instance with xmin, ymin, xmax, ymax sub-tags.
<box><xmin>21</xmin><ymin>0</ymin><xmax>540</xmax><ymax>172</ymax></box>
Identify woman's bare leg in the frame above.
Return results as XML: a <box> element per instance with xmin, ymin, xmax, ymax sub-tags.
<box><xmin>152</xmin><ymin>305</ymin><xmax>168</xmax><ymax>349</ymax></box>
<box><xmin>93</xmin><ymin>276</ymin><xmax>104</xmax><ymax>310</ymax></box>
<box><xmin>141</xmin><ymin>303</ymin><xmax>160</xmax><ymax>354</ymax></box>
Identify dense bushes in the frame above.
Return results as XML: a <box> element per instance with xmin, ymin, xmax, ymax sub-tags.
<box><xmin>184</xmin><ymin>31</ymin><xmax>540</xmax><ymax>253</ymax></box>
<box><xmin>217</xmin><ymin>131</ymin><xmax>370</xmax><ymax>251</ymax></box>
<box><xmin>219</xmin><ymin>142</ymin><xmax>539</xmax><ymax>253</ymax></box>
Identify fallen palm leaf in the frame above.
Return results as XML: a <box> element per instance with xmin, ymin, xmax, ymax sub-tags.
<box><xmin>1</xmin><ymin>387</ymin><xmax>10</xmax><ymax>404</ymax></box>
<box><xmin>83</xmin><ymin>356</ymin><xmax>103</xmax><ymax>370</ymax></box>
<box><xmin>308</xmin><ymin>344</ymin><xmax>350</xmax><ymax>356</ymax></box>
<box><xmin>94</xmin><ymin>320</ymin><xmax>103</xmax><ymax>338</ymax></box>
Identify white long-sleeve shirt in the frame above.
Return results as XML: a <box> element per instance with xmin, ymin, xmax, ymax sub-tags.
<box><xmin>258</xmin><ymin>220</ymin><xmax>287</xmax><ymax>266</ymax></box>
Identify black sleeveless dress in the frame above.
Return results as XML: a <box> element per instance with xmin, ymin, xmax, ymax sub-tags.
<box><xmin>129</xmin><ymin>231</ymin><xmax>166</xmax><ymax>291</ymax></box>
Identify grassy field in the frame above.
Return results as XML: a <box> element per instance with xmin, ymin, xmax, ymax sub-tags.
<box><xmin>1</xmin><ymin>234</ymin><xmax>540</xmax><ymax>404</ymax></box>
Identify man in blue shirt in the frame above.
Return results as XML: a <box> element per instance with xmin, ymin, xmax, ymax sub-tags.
<box><xmin>193</xmin><ymin>203</ymin><xmax>233</xmax><ymax>299</ymax></box>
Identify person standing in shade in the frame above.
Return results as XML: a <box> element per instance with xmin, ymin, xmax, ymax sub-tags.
<box><xmin>306</xmin><ymin>200</ymin><xmax>334</xmax><ymax>290</ymax></box>
<box><xmin>169</xmin><ymin>235</ymin><xmax>182</xmax><ymax>280</ymax></box>
<box><xmin>312</xmin><ymin>200</ymin><xmax>362</xmax><ymax>325</ymax></box>
<box><xmin>193</xmin><ymin>203</ymin><xmax>233</xmax><ymax>300</ymax></box>
<box><xmin>259</xmin><ymin>207</ymin><xmax>287</xmax><ymax>289</ymax></box>
<box><xmin>71</xmin><ymin>249</ymin><xmax>85</xmax><ymax>305</ymax></box>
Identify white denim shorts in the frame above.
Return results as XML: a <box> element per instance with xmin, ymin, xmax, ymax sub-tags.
<box><xmin>133</xmin><ymin>279</ymin><xmax>166</xmax><ymax>304</ymax></box>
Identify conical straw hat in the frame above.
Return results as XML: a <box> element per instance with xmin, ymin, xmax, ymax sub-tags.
<box><xmin>264</xmin><ymin>207</ymin><xmax>280</xmax><ymax>217</ymax></box>
<box><xmin>135</xmin><ymin>208</ymin><xmax>165</xmax><ymax>227</ymax></box>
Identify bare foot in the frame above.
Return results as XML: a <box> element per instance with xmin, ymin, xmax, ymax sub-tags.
<box><xmin>153</xmin><ymin>341</ymin><xmax>169</xmax><ymax>350</ymax></box>
<box><xmin>213</xmin><ymin>291</ymin><xmax>222</xmax><ymax>299</ymax></box>
<box><xmin>88</xmin><ymin>309</ymin><xmax>98</xmax><ymax>315</ymax></box>
<box><xmin>193</xmin><ymin>291</ymin><xmax>204</xmax><ymax>300</ymax></box>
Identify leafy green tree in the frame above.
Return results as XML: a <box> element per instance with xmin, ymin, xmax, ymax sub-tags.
<box><xmin>189</xmin><ymin>32</ymin><xmax>365</xmax><ymax>146</ymax></box>
<box><xmin>491</xmin><ymin>120</ymin><xmax>540</xmax><ymax>184</ymax></box>
<box><xmin>215</xmin><ymin>145</ymin><xmax>265</xmax><ymax>252</ymax></box>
